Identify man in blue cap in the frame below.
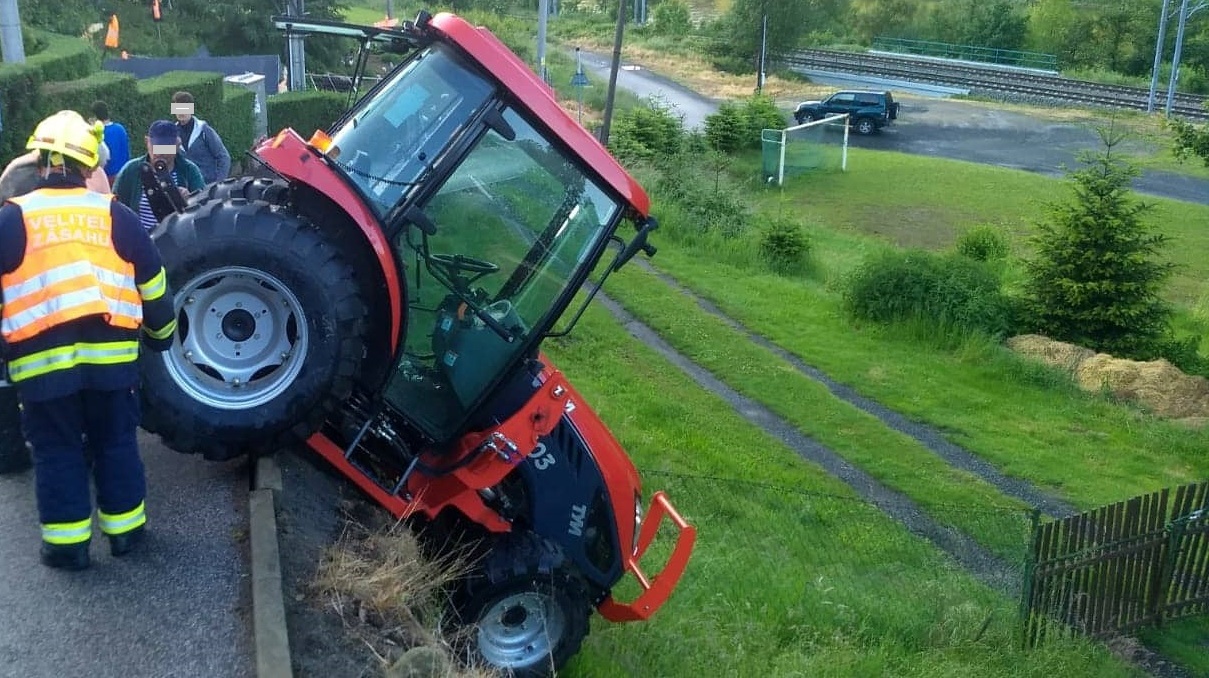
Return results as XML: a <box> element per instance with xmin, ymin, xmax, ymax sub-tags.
<box><xmin>112</xmin><ymin>120</ymin><xmax>205</xmax><ymax>232</ymax></box>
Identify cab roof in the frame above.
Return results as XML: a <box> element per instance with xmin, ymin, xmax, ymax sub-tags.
<box><xmin>272</xmin><ymin>12</ymin><xmax>651</xmax><ymax>219</ymax></box>
<box><xmin>428</xmin><ymin>12</ymin><xmax>650</xmax><ymax>218</ymax></box>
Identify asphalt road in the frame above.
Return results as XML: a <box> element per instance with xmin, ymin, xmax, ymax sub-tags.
<box><xmin>0</xmin><ymin>431</ymin><xmax>254</xmax><ymax>678</ymax></box>
<box><xmin>578</xmin><ymin>51</ymin><xmax>1209</xmax><ymax>206</ymax></box>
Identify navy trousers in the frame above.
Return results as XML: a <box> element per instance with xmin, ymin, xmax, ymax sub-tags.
<box><xmin>20</xmin><ymin>387</ymin><xmax>146</xmax><ymax>545</ymax></box>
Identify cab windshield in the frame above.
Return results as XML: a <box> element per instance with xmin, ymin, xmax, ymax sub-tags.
<box><xmin>325</xmin><ymin>43</ymin><xmax>495</xmax><ymax>216</ymax></box>
<box><xmin>386</xmin><ymin>106</ymin><xmax>622</xmax><ymax>442</ymax></box>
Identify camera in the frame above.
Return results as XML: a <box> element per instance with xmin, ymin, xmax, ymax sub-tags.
<box><xmin>139</xmin><ymin>159</ymin><xmax>186</xmax><ymax>222</ymax></box>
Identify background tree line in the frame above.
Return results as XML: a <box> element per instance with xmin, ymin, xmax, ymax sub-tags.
<box><xmin>704</xmin><ymin>0</ymin><xmax>1209</xmax><ymax>89</ymax></box>
<box><xmin>18</xmin><ymin>0</ymin><xmax>1209</xmax><ymax>92</ymax></box>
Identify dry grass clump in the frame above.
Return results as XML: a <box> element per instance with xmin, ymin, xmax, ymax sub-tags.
<box><xmin>312</xmin><ymin>508</ymin><xmax>497</xmax><ymax>678</ymax></box>
<box><xmin>1006</xmin><ymin>334</ymin><xmax>1209</xmax><ymax>427</ymax></box>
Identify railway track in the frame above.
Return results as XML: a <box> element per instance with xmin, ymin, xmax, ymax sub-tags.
<box><xmin>779</xmin><ymin>49</ymin><xmax>1209</xmax><ymax>121</ymax></box>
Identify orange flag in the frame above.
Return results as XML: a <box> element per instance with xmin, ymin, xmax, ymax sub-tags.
<box><xmin>152</xmin><ymin>0</ymin><xmax>162</xmax><ymax>22</ymax></box>
<box><xmin>104</xmin><ymin>14</ymin><xmax>119</xmax><ymax>48</ymax></box>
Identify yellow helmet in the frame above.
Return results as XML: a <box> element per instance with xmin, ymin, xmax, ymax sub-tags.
<box><xmin>26</xmin><ymin>110</ymin><xmax>105</xmax><ymax>169</ymax></box>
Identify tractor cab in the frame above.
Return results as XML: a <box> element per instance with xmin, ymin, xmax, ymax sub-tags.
<box><xmin>280</xmin><ymin>13</ymin><xmax>656</xmax><ymax>447</ymax></box>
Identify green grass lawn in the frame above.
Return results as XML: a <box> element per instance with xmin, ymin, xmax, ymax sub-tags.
<box><xmin>542</xmin><ymin>303</ymin><xmax>1141</xmax><ymax>678</ymax></box>
<box><xmin>752</xmin><ymin>148</ymin><xmax>1209</xmax><ymax>308</ymax></box>
<box><xmin>589</xmin><ymin>146</ymin><xmax>1209</xmax><ymax>672</ymax></box>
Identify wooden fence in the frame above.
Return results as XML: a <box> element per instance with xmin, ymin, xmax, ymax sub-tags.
<box><xmin>1022</xmin><ymin>480</ymin><xmax>1209</xmax><ymax>647</ymax></box>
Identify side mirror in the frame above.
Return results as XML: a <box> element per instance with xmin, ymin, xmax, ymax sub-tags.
<box><xmin>612</xmin><ymin>217</ymin><xmax>659</xmax><ymax>271</ymax></box>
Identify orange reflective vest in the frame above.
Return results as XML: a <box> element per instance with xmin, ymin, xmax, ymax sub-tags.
<box><xmin>1</xmin><ymin>188</ymin><xmax>142</xmax><ymax>343</ymax></box>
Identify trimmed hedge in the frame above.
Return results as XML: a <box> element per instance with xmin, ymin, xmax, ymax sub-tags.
<box><xmin>0</xmin><ymin>66</ymin><xmax>43</xmax><ymax>162</ymax></box>
<box><xmin>40</xmin><ymin>71</ymin><xmax>139</xmax><ymax>121</ymax></box>
<box><xmin>267</xmin><ymin>90</ymin><xmax>348</xmax><ymax>138</ymax></box>
<box><xmin>25</xmin><ymin>30</ymin><xmax>99</xmax><ymax>83</ymax></box>
<box><xmin>219</xmin><ymin>84</ymin><xmax>257</xmax><ymax>169</ymax></box>
<box><xmin>0</xmin><ymin>30</ymin><xmax>103</xmax><ymax>161</ymax></box>
<box><xmin>1</xmin><ymin>28</ymin><xmax>256</xmax><ymax>180</ymax></box>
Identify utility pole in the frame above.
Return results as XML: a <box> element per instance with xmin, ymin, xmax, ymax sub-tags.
<box><xmin>286</xmin><ymin>0</ymin><xmax>307</xmax><ymax>92</ymax></box>
<box><xmin>1164</xmin><ymin>0</ymin><xmax>1208</xmax><ymax>116</ymax></box>
<box><xmin>386</xmin><ymin>0</ymin><xmax>393</xmax><ymax>19</ymax></box>
<box><xmin>537</xmin><ymin>0</ymin><xmax>549</xmax><ymax>83</ymax></box>
<box><xmin>1165</xmin><ymin>0</ymin><xmax>1192</xmax><ymax>116</ymax></box>
<box><xmin>598</xmin><ymin>0</ymin><xmax>627</xmax><ymax>146</ymax></box>
<box><xmin>757</xmin><ymin>14</ymin><xmax>768</xmax><ymax>94</ymax></box>
<box><xmin>1147</xmin><ymin>0</ymin><xmax>1172</xmax><ymax>113</ymax></box>
<box><xmin>0</xmin><ymin>0</ymin><xmax>26</xmax><ymax>64</ymax></box>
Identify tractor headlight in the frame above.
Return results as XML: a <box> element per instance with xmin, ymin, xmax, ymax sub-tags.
<box><xmin>633</xmin><ymin>492</ymin><xmax>643</xmax><ymax>556</ymax></box>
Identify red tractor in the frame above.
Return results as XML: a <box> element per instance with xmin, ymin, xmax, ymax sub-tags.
<box><xmin>135</xmin><ymin>10</ymin><xmax>696</xmax><ymax>676</ymax></box>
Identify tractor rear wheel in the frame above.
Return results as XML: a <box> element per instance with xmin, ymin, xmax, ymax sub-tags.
<box><xmin>450</xmin><ymin>532</ymin><xmax>591</xmax><ymax>677</ymax></box>
<box><xmin>140</xmin><ymin>199</ymin><xmax>367</xmax><ymax>460</ymax></box>
<box><xmin>191</xmin><ymin>176</ymin><xmax>290</xmax><ymax>208</ymax></box>
<box><xmin>0</xmin><ymin>384</ymin><xmax>30</xmax><ymax>475</ymax></box>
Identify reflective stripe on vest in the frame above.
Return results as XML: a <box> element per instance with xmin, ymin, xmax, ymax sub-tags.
<box><xmin>1</xmin><ymin>188</ymin><xmax>141</xmax><ymax>343</ymax></box>
<box><xmin>5</xmin><ymin>340</ymin><xmax>140</xmax><ymax>382</ymax></box>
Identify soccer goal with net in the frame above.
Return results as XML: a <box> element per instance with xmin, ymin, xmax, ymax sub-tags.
<box><xmin>761</xmin><ymin>114</ymin><xmax>849</xmax><ymax>186</ymax></box>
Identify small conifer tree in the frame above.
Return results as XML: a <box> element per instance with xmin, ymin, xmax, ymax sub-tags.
<box><xmin>1022</xmin><ymin>125</ymin><xmax>1175</xmax><ymax>358</ymax></box>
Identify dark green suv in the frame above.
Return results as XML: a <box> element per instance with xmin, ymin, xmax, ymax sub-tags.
<box><xmin>793</xmin><ymin>90</ymin><xmax>899</xmax><ymax>135</ymax></box>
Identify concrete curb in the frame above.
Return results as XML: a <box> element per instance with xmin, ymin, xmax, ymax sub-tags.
<box><xmin>250</xmin><ymin>454</ymin><xmax>292</xmax><ymax>678</ymax></box>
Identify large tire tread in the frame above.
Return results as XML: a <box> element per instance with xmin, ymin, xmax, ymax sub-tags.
<box><xmin>141</xmin><ymin>199</ymin><xmax>367</xmax><ymax>461</ymax></box>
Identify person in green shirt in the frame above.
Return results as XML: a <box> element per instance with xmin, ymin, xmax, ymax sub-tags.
<box><xmin>112</xmin><ymin>120</ymin><xmax>205</xmax><ymax>231</ymax></box>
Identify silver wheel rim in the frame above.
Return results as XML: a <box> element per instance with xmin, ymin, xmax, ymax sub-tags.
<box><xmin>476</xmin><ymin>590</ymin><xmax>566</xmax><ymax>669</ymax></box>
<box><xmin>162</xmin><ymin>265</ymin><xmax>308</xmax><ymax>410</ymax></box>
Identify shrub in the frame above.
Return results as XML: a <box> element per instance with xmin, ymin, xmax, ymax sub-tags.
<box><xmin>0</xmin><ymin>66</ymin><xmax>43</xmax><ymax>162</ymax></box>
<box><xmin>607</xmin><ymin>96</ymin><xmax>686</xmax><ymax>164</ymax></box>
<box><xmin>704</xmin><ymin>101</ymin><xmax>747</xmax><ymax>153</ymax></box>
<box><xmin>653</xmin><ymin>147</ymin><xmax>749</xmax><ymax>237</ymax></box>
<box><xmin>757</xmin><ymin>213</ymin><xmax>812</xmax><ymax>274</ymax></box>
<box><xmin>742</xmin><ymin>94</ymin><xmax>787</xmax><ymax>143</ymax></box>
<box><xmin>217</xmin><ymin>84</ymin><xmax>257</xmax><ymax>166</ymax></box>
<box><xmin>25</xmin><ymin>30</ymin><xmax>98</xmax><ymax>83</ymax></box>
<box><xmin>843</xmin><ymin>249</ymin><xmax>1013</xmax><ymax>337</ymax></box>
<box><xmin>39</xmin><ymin>71</ymin><xmax>138</xmax><ymax>120</ymax></box>
<box><xmin>955</xmin><ymin>224</ymin><xmax>1010</xmax><ymax>262</ymax></box>
<box><xmin>266</xmin><ymin>90</ymin><xmax>349</xmax><ymax>138</ymax></box>
<box><xmin>1156</xmin><ymin>334</ymin><xmax>1209</xmax><ymax>378</ymax></box>
<box><xmin>651</xmin><ymin>0</ymin><xmax>693</xmax><ymax>37</ymax></box>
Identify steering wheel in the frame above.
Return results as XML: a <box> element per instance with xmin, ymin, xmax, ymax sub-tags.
<box><xmin>429</xmin><ymin>253</ymin><xmax>500</xmax><ymax>276</ymax></box>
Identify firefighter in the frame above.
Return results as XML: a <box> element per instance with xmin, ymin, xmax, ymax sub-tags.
<box><xmin>0</xmin><ymin>111</ymin><xmax>178</xmax><ymax>571</ymax></box>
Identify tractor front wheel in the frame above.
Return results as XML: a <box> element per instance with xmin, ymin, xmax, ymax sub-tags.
<box><xmin>451</xmin><ymin>532</ymin><xmax>591</xmax><ymax>677</ymax></box>
<box><xmin>139</xmin><ymin>199</ymin><xmax>367</xmax><ymax>460</ymax></box>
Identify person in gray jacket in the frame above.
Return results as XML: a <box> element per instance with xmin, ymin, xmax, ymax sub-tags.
<box><xmin>171</xmin><ymin>90</ymin><xmax>231</xmax><ymax>184</ymax></box>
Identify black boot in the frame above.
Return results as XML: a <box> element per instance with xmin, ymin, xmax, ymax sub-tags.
<box><xmin>40</xmin><ymin>541</ymin><xmax>90</xmax><ymax>571</ymax></box>
<box><xmin>109</xmin><ymin>525</ymin><xmax>145</xmax><ymax>557</ymax></box>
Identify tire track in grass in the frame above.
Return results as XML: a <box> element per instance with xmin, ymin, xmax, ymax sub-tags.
<box><xmin>638</xmin><ymin>261</ymin><xmax>1080</xmax><ymax>520</ymax></box>
<box><xmin>597</xmin><ymin>290</ymin><xmax>1194</xmax><ymax>678</ymax></box>
<box><xmin>595</xmin><ymin>293</ymin><xmax>1020</xmax><ymax>594</ymax></box>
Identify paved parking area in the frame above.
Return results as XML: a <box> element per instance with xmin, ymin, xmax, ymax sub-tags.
<box><xmin>0</xmin><ymin>431</ymin><xmax>254</xmax><ymax>678</ymax></box>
